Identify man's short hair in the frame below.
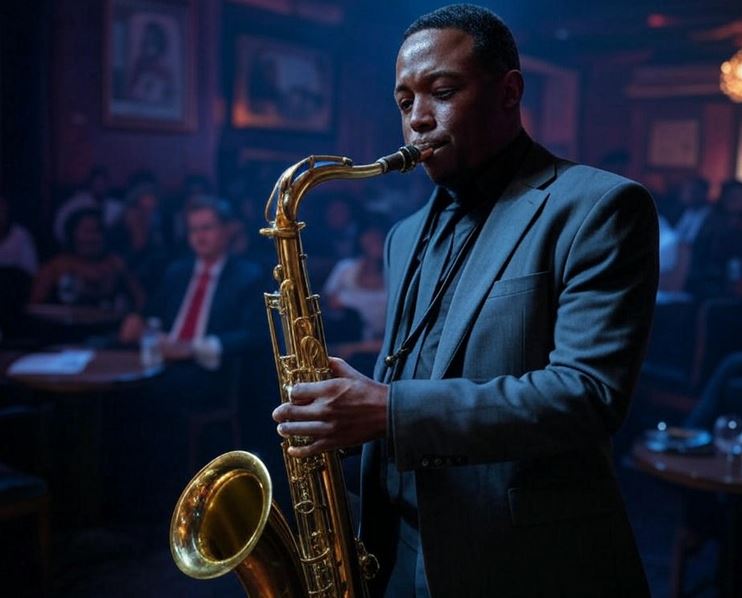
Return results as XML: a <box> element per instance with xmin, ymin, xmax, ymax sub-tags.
<box><xmin>185</xmin><ymin>195</ymin><xmax>233</xmax><ymax>224</ymax></box>
<box><xmin>403</xmin><ymin>3</ymin><xmax>520</xmax><ymax>75</ymax></box>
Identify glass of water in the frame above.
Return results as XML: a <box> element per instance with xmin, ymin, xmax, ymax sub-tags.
<box><xmin>713</xmin><ymin>414</ymin><xmax>742</xmax><ymax>479</ymax></box>
<box><xmin>57</xmin><ymin>273</ymin><xmax>79</xmax><ymax>305</ymax></box>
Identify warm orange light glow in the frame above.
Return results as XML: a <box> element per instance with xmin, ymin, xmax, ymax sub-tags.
<box><xmin>721</xmin><ymin>49</ymin><xmax>742</xmax><ymax>103</ymax></box>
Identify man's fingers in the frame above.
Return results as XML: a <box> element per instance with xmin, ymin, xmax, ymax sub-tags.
<box><xmin>328</xmin><ymin>357</ymin><xmax>359</xmax><ymax>378</ymax></box>
<box><xmin>272</xmin><ymin>401</ymin><xmax>324</xmax><ymax>423</ymax></box>
<box><xmin>276</xmin><ymin>420</ymin><xmax>334</xmax><ymax>438</ymax></box>
<box><xmin>289</xmin><ymin>379</ymin><xmax>338</xmax><ymax>403</ymax></box>
<box><xmin>286</xmin><ymin>439</ymin><xmax>330</xmax><ymax>458</ymax></box>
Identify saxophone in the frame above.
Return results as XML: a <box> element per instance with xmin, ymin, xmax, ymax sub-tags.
<box><xmin>169</xmin><ymin>144</ymin><xmax>429</xmax><ymax>597</ymax></box>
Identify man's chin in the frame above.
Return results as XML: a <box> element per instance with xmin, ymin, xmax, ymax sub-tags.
<box><xmin>424</xmin><ymin>165</ymin><xmax>461</xmax><ymax>190</ymax></box>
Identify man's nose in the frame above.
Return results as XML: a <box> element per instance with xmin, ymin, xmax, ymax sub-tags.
<box><xmin>409</xmin><ymin>98</ymin><xmax>435</xmax><ymax>132</ymax></box>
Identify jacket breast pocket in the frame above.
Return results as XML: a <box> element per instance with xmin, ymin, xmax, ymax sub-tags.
<box><xmin>462</xmin><ymin>271</ymin><xmax>552</xmax><ymax>378</ymax></box>
<box><xmin>485</xmin><ymin>270</ymin><xmax>550</xmax><ymax>301</ymax></box>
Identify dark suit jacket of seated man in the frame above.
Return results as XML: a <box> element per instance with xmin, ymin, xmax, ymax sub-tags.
<box><xmin>144</xmin><ymin>253</ymin><xmax>262</xmax><ymax>408</ymax></box>
<box><xmin>120</xmin><ymin>197</ymin><xmax>265</xmax><ymax>411</ymax></box>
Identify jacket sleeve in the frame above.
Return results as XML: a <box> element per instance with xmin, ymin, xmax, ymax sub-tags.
<box><xmin>388</xmin><ymin>182</ymin><xmax>659</xmax><ymax>471</ymax></box>
<box><xmin>213</xmin><ymin>262</ymin><xmax>264</xmax><ymax>358</ymax></box>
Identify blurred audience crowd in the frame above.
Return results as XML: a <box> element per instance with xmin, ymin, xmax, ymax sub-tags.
<box><xmin>0</xmin><ymin>164</ymin><xmax>392</xmax><ymax>356</ymax></box>
<box><xmin>0</xmin><ymin>163</ymin><xmax>397</xmax><ymax>524</ymax></box>
<box><xmin>654</xmin><ymin>176</ymin><xmax>742</xmax><ymax>301</ymax></box>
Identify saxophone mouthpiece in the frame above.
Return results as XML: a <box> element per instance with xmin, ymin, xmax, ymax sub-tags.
<box><xmin>376</xmin><ymin>145</ymin><xmax>425</xmax><ymax>174</ymax></box>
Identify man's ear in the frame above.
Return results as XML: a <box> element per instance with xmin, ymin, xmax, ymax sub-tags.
<box><xmin>501</xmin><ymin>69</ymin><xmax>524</xmax><ymax>109</ymax></box>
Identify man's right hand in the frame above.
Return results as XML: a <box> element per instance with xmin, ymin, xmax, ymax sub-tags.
<box><xmin>119</xmin><ymin>313</ymin><xmax>144</xmax><ymax>344</ymax></box>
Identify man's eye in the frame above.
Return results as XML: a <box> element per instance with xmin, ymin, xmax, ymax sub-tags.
<box><xmin>398</xmin><ymin>98</ymin><xmax>413</xmax><ymax>112</ymax></box>
<box><xmin>433</xmin><ymin>88</ymin><xmax>456</xmax><ymax>99</ymax></box>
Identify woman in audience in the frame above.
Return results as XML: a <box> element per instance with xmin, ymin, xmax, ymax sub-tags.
<box><xmin>323</xmin><ymin>219</ymin><xmax>387</xmax><ymax>343</ymax></box>
<box><xmin>31</xmin><ymin>208</ymin><xmax>145</xmax><ymax>310</ymax></box>
<box><xmin>110</xmin><ymin>183</ymin><xmax>169</xmax><ymax>293</ymax></box>
<box><xmin>0</xmin><ymin>195</ymin><xmax>38</xmax><ymax>276</ymax></box>
<box><xmin>0</xmin><ymin>195</ymin><xmax>38</xmax><ymax>339</ymax></box>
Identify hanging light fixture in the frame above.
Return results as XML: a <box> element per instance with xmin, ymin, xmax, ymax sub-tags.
<box><xmin>721</xmin><ymin>49</ymin><xmax>742</xmax><ymax>102</ymax></box>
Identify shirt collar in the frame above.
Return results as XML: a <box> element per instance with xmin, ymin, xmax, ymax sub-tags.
<box><xmin>438</xmin><ymin>129</ymin><xmax>533</xmax><ymax>213</ymax></box>
<box><xmin>195</xmin><ymin>255</ymin><xmax>227</xmax><ymax>278</ymax></box>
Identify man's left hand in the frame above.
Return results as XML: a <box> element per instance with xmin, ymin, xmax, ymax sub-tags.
<box><xmin>272</xmin><ymin>357</ymin><xmax>389</xmax><ymax>458</ymax></box>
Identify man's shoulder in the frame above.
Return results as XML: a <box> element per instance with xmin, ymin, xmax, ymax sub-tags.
<box><xmin>553</xmin><ymin>161</ymin><xmax>646</xmax><ymax>195</ymax></box>
<box><xmin>221</xmin><ymin>256</ymin><xmax>262</xmax><ymax>287</ymax></box>
<box><xmin>164</xmin><ymin>257</ymin><xmax>195</xmax><ymax>280</ymax></box>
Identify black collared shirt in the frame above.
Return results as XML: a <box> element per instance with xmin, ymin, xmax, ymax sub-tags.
<box><xmin>385</xmin><ymin>129</ymin><xmax>534</xmax><ymax>520</ymax></box>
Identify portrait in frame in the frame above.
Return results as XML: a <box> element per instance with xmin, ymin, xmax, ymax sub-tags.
<box><xmin>232</xmin><ymin>35</ymin><xmax>333</xmax><ymax>132</ymax></box>
<box><xmin>103</xmin><ymin>0</ymin><xmax>196</xmax><ymax>131</ymax></box>
<box><xmin>647</xmin><ymin>119</ymin><xmax>700</xmax><ymax>169</ymax></box>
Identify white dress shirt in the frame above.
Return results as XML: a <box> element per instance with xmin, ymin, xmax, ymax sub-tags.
<box><xmin>169</xmin><ymin>256</ymin><xmax>226</xmax><ymax>370</ymax></box>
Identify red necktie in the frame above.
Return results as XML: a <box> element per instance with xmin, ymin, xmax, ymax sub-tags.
<box><xmin>177</xmin><ymin>268</ymin><xmax>211</xmax><ymax>341</ymax></box>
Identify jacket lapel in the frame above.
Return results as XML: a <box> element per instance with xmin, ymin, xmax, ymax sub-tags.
<box><xmin>431</xmin><ymin>144</ymin><xmax>557</xmax><ymax>379</ymax></box>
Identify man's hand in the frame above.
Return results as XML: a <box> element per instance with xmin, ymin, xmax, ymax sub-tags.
<box><xmin>272</xmin><ymin>357</ymin><xmax>389</xmax><ymax>458</ymax></box>
<box><xmin>119</xmin><ymin>314</ymin><xmax>144</xmax><ymax>344</ymax></box>
<box><xmin>159</xmin><ymin>337</ymin><xmax>194</xmax><ymax>361</ymax></box>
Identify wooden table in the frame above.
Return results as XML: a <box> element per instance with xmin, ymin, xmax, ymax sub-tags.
<box><xmin>3</xmin><ymin>349</ymin><xmax>163</xmax><ymax>526</ymax></box>
<box><xmin>633</xmin><ymin>441</ymin><xmax>742</xmax><ymax>597</ymax></box>
<box><xmin>633</xmin><ymin>442</ymin><xmax>742</xmax><ymax>494</ymax></box>
<box><xmin>6</xmin><ymin>349</ymin><xmax>162</xmax><ymax>393</ymax></box>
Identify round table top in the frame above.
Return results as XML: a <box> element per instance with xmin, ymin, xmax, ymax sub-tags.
<box><xmin>26</xmin><ymin>304</ymin><xmax>125</xmax><ymax>327</ymax></box>
<box><xmin>4</xmin><ymin>349</ymin><xmax>162</xmax><ymax>394</ymax></box>
<box><xmin>632</xmin><ymin>440</ymin><xmax>742</xmax><ymax>495</ymax></box>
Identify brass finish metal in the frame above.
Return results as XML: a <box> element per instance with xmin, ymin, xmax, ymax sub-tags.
<box><xmin>170</xmin><ymin>145</ymin><xmax>424</xmax><ymax>596</ymax></box>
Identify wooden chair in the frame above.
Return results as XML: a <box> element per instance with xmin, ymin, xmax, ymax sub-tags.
<box><xmin>0</xmin><ymin>462</ymin><xmax>50</xmax><ymax>596</ymax></box>
<box><xmin>639</xmin><ymin>298</ymin><xmax>742</xmax><ymax>419</ymax></box>
<box><xmin>186</xmin><ymin>363</ymin><xmax>243</xmax><ymax>474</ymax></box>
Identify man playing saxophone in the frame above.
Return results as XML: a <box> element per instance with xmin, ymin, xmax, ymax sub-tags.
<box><xmin>273</xmin><ymin>4</ymin><xmax>657</xmax><ymax>596</ymax></box>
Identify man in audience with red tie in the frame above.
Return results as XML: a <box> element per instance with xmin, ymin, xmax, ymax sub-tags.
<box><xmin>120</xmin><ymin>195</ymin><xmax>263</xmax><ymax>407</ymax></box>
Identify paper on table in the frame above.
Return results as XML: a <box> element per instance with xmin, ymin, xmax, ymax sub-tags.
<box><xmin>8</xmin><ymin>350</ymin><xmax>95</xmax><ymax>375</ymax></box>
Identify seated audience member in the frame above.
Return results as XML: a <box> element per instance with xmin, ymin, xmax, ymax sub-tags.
<box><xmin>0</xmin><ymin>195</ymin><xmax>38</xmax><ymax>276</ymax></box>
<box><xmin>303</xmin><ymin>194</ymin><xmax>359</xmax><ymax>287</ymax></box>
<box><xmin>323</xmin><ymin>219</ymin><xmax>387</xmax><ymax>344</ymax></box>
<box><xmin>0</xmin><ymin>195</ymin><xmax>38</xmax><ymax>340</ymax></box>
<box><xmin>674</xmin><ymin>177</ymin><xmax>711</xmax><ymax>244</ymax></box>
<box><xmin>53</xmin><ymin>166</ymin><xmax>123</xmax><ymax>245</ymax></box>
<box><xmin>687</xmin><ymin>351</ymin><xmax>742</xmax><ymax>430</ymax></box>
<box><xmin>119</xmin><ymin>196</ymin><xmax>262</xmax><ymax>393</ymax></box>
<box><xmin>684</xmin><ymin>180</ymin><xmax>742</xmax><ymax>298</ymax></box>
<box><xmin>227</xmin><ymin>186</ymin><xmax>275</xmax><ymax>273</ymax></box>
<box><xmin>110</xmin><ymin>182</ymin><xmax>169</xmax><ymax>292</ymax></box>
<box><xmin>31</xmin><ymin>208</ymin><xmax>145</xmax><ymax>310</ymax></box>
<box><xmin>166</xmin><ymin>174</ymin><xmax>214</xmax><ymax>251</ymax></box>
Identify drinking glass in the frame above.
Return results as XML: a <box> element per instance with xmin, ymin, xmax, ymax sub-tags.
<box><xmin>713</xmin><ymin>414</ymin><xmax>742</xmax><ymax>480</ymax></box>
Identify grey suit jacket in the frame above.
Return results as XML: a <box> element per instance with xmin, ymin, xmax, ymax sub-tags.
<box><xmin>360</xmin><ymin>141</ymin><xmax>657</xmax><ymax>597</ymax></box>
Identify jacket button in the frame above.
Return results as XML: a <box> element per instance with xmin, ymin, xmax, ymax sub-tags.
<box><xmin>433</xmin><ymin>457</ymin><xmax>443</xmax><ymax>467</ymax></box>
<box><xmin>421</xmin><ymin>458</ymin><xmax>430</xmax><ymax>468</ymax></box>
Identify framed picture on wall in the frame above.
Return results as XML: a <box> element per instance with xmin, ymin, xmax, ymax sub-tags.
<box><xmin>232</xmin><ymin>35</ymin><xmax>333</xmax><ymax>132</ymax></box>
<box><xmin>103</xmin><ymin>0</ymin><xmax>196</xmax><ymax>132</ymax></box>
<box><xmin>647</xmin><ymin>119</ymin><xmax>699</xmax><ymax>169</ymax></box>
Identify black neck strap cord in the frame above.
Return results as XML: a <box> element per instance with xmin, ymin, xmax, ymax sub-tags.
<box><xmin>383</xmin><ymin>217</ymin><xmax>483</xmax><ymax>381</ymax></box>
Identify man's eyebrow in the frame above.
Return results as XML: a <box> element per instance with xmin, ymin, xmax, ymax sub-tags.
<box><xmin>394</xmin><ymin>69</ymin><xmax>463</xmax><ymax>94</ymax></box>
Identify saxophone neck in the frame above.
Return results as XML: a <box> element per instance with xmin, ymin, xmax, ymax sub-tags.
<box><xmin>263</xmin><ymin>145</ymin><xmax>425</xmax><ymax>228</ymax></box>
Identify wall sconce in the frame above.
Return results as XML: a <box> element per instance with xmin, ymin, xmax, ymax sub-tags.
<box><xmin>721</xmin><ymin>49</ymin><xmax>742</xmax><ymax>102</ymax></box>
